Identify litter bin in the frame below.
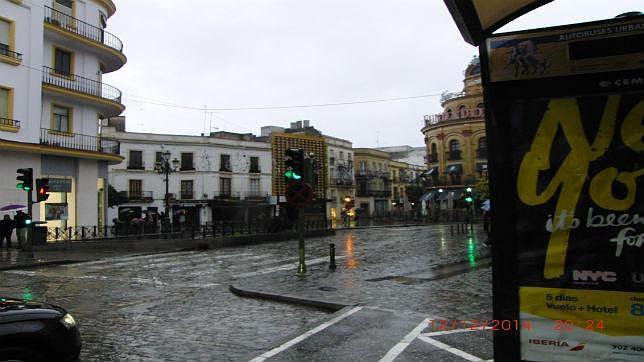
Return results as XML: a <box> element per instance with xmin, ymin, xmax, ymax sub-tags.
<box><xmin>32</xmin><ymin>226</ymin><xmax>47</xmax><ymax>245</ymax></box>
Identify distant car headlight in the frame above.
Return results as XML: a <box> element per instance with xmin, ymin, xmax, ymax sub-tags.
<box><xmin>61</xmin><ymin>313</ymin><xmax>76</xmax><ymax>328</ymax></box>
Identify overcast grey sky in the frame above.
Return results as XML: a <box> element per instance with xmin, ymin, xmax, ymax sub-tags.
<box><xmin>103</xmin><ymin>0</ymin><xmax>643</xmax><ymax>148</ymax></box>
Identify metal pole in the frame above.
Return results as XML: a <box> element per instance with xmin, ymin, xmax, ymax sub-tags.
<box><xmin>24</xmin><ymin>188</ymin><xmax>33</xmax><ymax>251</ymax></box>
<box><xmin>164</xmin><ymin>168</ymin><xmax>170</xmax><ymax>217</ymax></box>
<box><xmin>297</xmin><ymin>208</ymin><xmax>306</xmax><ymax>274</ymax></box>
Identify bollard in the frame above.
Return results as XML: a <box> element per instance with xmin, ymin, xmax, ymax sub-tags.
<box><xmin>329</xmin><ymin>243</ymin><xmax>337</xmax><ymax>271</ymax></box>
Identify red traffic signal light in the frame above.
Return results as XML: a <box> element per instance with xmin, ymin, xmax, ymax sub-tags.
<box><xmin>16</xmin><ymin>168</ymin><xmax>33</xmax><ymax>191</ymax></box>
<box><xmin>36</xmin><ymin>178</ymin><xmax>50</xmax><ymax>202</ymax></box>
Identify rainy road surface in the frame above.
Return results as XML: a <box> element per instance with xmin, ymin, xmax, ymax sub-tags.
<box><xmin>0</xmin><ymin>226</ymin><xmax>492</xmax><ymax>361</ymax></box>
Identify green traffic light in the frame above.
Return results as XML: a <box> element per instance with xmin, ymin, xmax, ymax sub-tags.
<box><xmin>465</xmin><ymin>197</ymin><xmax>473</xmax><ymax>203</ymax></box>
<box><xmin>284</xmin><ymin>170</ymin><xmax>302</xmax><ymax>180</ymax></box>
<box><xmin>16</xmin><ymin>183</ymin><xmax>24</xmax><ymax>189</ymax></box>
<box><xmin>25</xmin><ymin>219</ymin><xmax>32</xmax><ymax>225</ymax></box>
<box><xmin>23</xmin><ymin>186</ymin><xmax>31</xmax><ymax>191</ymax></box>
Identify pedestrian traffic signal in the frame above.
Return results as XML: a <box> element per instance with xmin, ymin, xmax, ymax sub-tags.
<box><xmin>36</xmin><ymin>178</ymin><xmax>50</xmax><ymax>202</ymax></box>
<box><xmin>16</xmin><ymin>168</ymin><xmax>33</xmax><ymax>191</ymax></box>
<box><xmin>284</xmin><ymin>148</ymin><xmax>304</xmax><ymax>180</ymax></box>
<box><xmin>464</xmin><ymin>187</ymin><xmax>474</xmax><ymax>203</ymax></box>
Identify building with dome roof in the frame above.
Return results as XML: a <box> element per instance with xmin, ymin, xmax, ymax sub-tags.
<box><xmin>420</xmin><ymin>56</ymin><xmax>487</xmax><ymax>196</ymax></box>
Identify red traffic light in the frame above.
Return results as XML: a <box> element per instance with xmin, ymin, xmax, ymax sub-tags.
<box><xmin>36</xmin><ymin>178</ymin><xmax>50</xmax><ymax>202</ymax></box>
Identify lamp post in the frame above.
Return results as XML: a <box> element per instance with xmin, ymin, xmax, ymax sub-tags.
<box><xmin>154</xmin><ymin>150</ymin><xmax>179</xmax><ymax>220</ymax></box>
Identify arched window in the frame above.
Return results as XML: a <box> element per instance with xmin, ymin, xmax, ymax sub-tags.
<box><xmin>449</xmin><ymin>140</ymin><xmax>460</xmax><ymax>151</ymax></box>
<box><xmin>458</xmin><ymin>105</ymin><xmax>468</xmax><ymax>118</ymax></box>
<box><xmin>445</xmin><ymin>108</ymin><xmax>453</xmax><ymax>119</ymax></box>
<box><xmin>430</xmin><ymin>143</ymin><xmax>438</xmax><ymax>162</ymax></box>
<box><xmin>431</xmin><ymin>143</ymin><xmax>437</xmax><ymax>154</ymax></box>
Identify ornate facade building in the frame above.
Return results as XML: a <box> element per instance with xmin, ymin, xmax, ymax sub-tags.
<box><xmin>421</xmin><ymin>57</ymin><xmax>488</xmax><ymax>190</ymax></box>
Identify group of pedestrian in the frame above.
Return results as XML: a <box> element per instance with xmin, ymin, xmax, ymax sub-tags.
<box><xmin>0</xmin><ymin>211</ymin><xmax>28</xmax><ymax>249</ymax></box>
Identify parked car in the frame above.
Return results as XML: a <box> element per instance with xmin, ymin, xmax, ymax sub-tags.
<box><xmin>0</xmin><ymin>296</ymin><xmax>80</xmax><ymax>362</ymax></box>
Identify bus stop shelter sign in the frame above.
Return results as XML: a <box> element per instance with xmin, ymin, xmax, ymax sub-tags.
<box><xmin>480</xmin><ymin>15</ymin><xmax>644</xmax><ymax>362</ymax></box>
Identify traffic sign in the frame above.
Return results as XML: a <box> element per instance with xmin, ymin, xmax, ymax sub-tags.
<box><xmin>285</xmin><ymin>181</ymin><xmax>313</xmax><ymax>209</ymax></box>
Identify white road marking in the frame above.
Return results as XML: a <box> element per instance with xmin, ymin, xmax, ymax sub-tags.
<box><xmin>417</xmin><ymin>335</ymin><xmax>484</xmax><ymax>362</ymax></box>
<box><xmin>83</xmin><ymin>251</ymin><xmax>254</xmax><ymax>270</ymax></box>
<box><xmin>78</xmin><ymin>250</ymin><xmax>200</xmax><ymax>267</ymax></box>
<box><xmin>379</xmin><ymin>318</ymin><xmax>431</xmax><ymax>362</ymax></box>
<box><xmin>234</xmin><ymin>256</ymin><xmax>346</xmax><ymax>278</ymax></box>
<box><xmin>423</xmin><ymin>326</ymin><xmax>487</xmax><ymax>337</ymax></box>
<box><xmin>249</xmin><ymin>306</ymin><xmax>363</xmax><ymax>362</ymax></box>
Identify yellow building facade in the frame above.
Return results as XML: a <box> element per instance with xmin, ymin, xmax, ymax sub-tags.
<box><xmin>421</xmin><ymin>57</ymin><xmax>488</xmax><ymax>188</ymax></box>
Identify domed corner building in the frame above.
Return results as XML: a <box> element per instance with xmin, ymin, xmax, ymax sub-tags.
<box><xmin>419</xmin><ymin>56</ymin><xmax>488</xmax><ymax>210</ymax></box>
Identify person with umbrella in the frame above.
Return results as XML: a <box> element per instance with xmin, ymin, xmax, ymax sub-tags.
<box><xmin>481</xmin><ymin>199</ymin><xmax>491</xmax><ymax>247</ymax></box>
<box><xmin>0</xmin><ymin>214</ymin><xmax>14</xmax><ymax>248</ymax></box>
<box><xmin>13</xmin><ymin>210</ymin><xmax>28</xmax><ymax>247</ymax></box>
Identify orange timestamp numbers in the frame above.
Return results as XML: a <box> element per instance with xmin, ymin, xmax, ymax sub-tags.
<box><xmin>429</xmin><ymin>319</ymin><xmax>533</xmax><ymax>331</ymax></box>
<box><xmin>553</xmin><ymin>319</ymin><xmax>605</xmax><ymax>332</ymax></box>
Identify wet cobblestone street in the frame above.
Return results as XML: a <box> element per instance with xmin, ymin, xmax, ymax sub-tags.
<box><xmin>0</xmin><ymin>224</ymin><xmax>492</xmax><ymax>361</ymax></box>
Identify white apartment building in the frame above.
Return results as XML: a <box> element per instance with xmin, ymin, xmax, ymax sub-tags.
<box><xmin>102</xmin><ymin>123</ymin><xmax>272</xmax><ymax>227</ymax></box>
<box><xmin>325</xmin><ymin>135</ymin><xmax>355</xmax><ymax>220</ymax></box>
<box><xmin>0</xmin><ymin>0</ymin><xmax>125</xmax><ymax>229</ymax></box>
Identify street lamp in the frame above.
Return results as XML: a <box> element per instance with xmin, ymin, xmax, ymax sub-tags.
<box><xmin>154</xmin><ymin>150</ymin><xmax>180</xmax><ymax>218</ymax></box>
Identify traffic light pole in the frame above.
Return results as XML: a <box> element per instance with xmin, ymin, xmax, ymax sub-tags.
<box><xmin>24</xmin><ymin>189</ymin><xmax>33</xmax><ymax>251</ymax></box>
<box><xmin>297</xmin><ymin>208</ymin><xmax>306</xmax><ymax>274</ymax></box>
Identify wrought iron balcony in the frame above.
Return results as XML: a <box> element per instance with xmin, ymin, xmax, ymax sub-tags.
<box><xmin>40</xmin><ymin>128</ymin><xmax>119</xmax><ymax>154</ymax></box>
<box><xmin>1</xmin><ymin>117</ymin><xmax>20</xmax><ymax>128</ymax></box>
<box><xmin>249</xmin><ymin>167</ymin><xmax>261</xmax><ymax>174</ymax></box>
<box><xmin>44</xmin><ymin>6</ymin><xmax>123</xmax><ymax>53</ymax></box>
<box><xmin>446</xmin><ymin>150</ymin><xmax>462</xmax><ymax>161</ymax></box>
<box><xmin>423</xmin><ymin>108</ymin><xmax>485</xmax><ymax>128</ymax></box>
<box><xmin>477</xmin><ymin>148</ymin><xmax>488</xmax><ymax>158</ymax></box>
<box><xmin>42</xmin><ymin>66</ymin><xmax>122</xmax><ymax>104</ymax></box>
<box><xmin>0</xmin><ymin>46</ymin><xmax>22</xmax><ymax>62</ymax></box>
<box><xmin>127</xmin><ymin>161</ymin><xmax>145</xmax><ymax>170</ymax></box>
<box><xmin>180</xmin><ymin>192</ymin><xmax>194</xmax><ymax>200</ymax></box>
<box><xmin>128</xmin><ymin>191</ymin><xmax>153</xmax><ymax>202</ymax></box>
<box><xmin>331</xmin><ymin>177</ymin><xmax>353</xmax><ymax>186</ymax></box>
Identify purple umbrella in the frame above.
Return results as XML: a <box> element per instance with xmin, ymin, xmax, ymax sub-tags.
<box><xmin>0</xmin><ymin>204</ymin><xmax>27</xmax><ymax>212</ymax></box>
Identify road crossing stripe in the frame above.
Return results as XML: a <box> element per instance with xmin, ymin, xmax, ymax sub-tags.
<box><xmin>79</xmin><ymin>250</ymin><xmax>200</xmax><ymax>267</ymax></box>
<box><xmin>233</xmin><ymin>256</ymin><xmax>347</xmax><ymax>278</ymax></box>
<box><xmin>423</xmin><ymin>326</ymin><xmax>487</xmax><ymax>337</ymax></box>
<box><xmin>379</xmin><ymin>318</ymin><xmax>430</xmax><ymax>362</ymax></box>
<box><xmin>84</xmin><ymin>251</ymin><xmax>254</xmax><ymax>270</ymax></box>
<box><xmin>417</xmin><ymin>335</ymin><xmax>484</xmax><ymax>361</ymax></box>
<box><xmin>249</xmin><ymin>306</ymin><xmax>363</xmax><ymax>362</ymax></box>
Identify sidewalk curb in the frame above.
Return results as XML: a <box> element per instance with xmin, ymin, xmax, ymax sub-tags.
<box><xmin>229</xmin><ymin>283</ymin><xmax>352</xmax><ymax>312</ymax></box>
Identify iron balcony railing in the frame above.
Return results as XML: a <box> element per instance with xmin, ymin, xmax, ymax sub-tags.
<box><xmin>212</xmin><ymin>191</ymin><xmax>266</xmax><ymax>200</ymax></box>
<box><xmin>477</xmin><ymin>148</ymin><xmax>488</xmax><ymax>158</ymax></box>
<box><xmin>423</xmin><ymin>108</ymin><xmax>485</xmax><ymax>128</ymax></box>
<box><xmin>1</xmin><ymin>117</ymin><xmax>20</xmax><ymax>128</ymax></box>
<box><xmin>127</xmin><ymin>161</ymin><xmax>145</xmax><ymax>170</ymax></box>
<box><xmin>331</xmin><ymin>177</ymin><xmax>353</xmax><ymax>186</ymax></box>
<box><xmin>44</xmin><ymin>6</ymin><xmax>123</xmax><ymax>53</ymax></box>
<box><xmin>42</xmin><ymin>66</ymin><xmax>122</xmax><ymax>104</ymax></box>
<box><xmin>446</xmin><ymin>150</ymin><xmax>462</xmax><ymax>161</ymax></box>
<box><xmin>40</xmin><ymin>128</ymin><xmax>119</xmax><ymax>154</ymax></box>
<box><xmin>128</xmin><ymin>191</ymin><xmax>153</xmax><ymax>202</ymax></box>
<box><xmin>0</xmin><ymin>46</ymin><xmax>23</xmax><ymax>62</ymax></box>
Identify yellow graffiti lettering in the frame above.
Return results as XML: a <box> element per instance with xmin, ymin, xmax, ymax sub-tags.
<box><xmin>620</xmin><ymin>98</ymin><xmax>644</xmax><ymax>152</ymax></box>
<box><xmin>517</xmin><ymin>96</ymin><xmax>619</xmax><ymax>279</ymax></box>
<box><xmin>589</xmin><ymin>167</ymin><xmax>644</xmax><ymax>211</ymax></box>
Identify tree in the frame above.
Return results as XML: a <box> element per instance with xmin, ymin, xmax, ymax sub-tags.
<box><xmin>108</xmin><ymin>184</ymin><xmax>128</xmax><ymax>208</ymax></box>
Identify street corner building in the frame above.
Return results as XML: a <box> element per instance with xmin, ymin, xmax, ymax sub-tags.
<box><xmin>0</xmin><ymin>0</ymin><xmax>126</xmax><ymax>229</ymax></box>
<box><xmin>420</xmin><ymin>56</ymin><xmax>488</xmax><ymax>207</ymax></box>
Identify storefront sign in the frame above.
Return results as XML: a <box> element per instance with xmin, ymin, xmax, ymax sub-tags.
<box><xmin>48</xmin><ymin>178</ymin><xmax>72</xmax><ymax>193</ymax></box>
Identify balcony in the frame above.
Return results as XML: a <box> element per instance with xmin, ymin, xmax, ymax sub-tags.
<box><xmin>356</xmin><ymin>189</ymin><xmax>391</xmax><ymax>198</ymax></box>
<box><xmin>128</xmin><ymin>191</ymin><xmax>153</xmax><ymax>202</ymax></box>
<box><xmin>40</xmin><ymin>128</ymin><xmax>120</xmax><ymax>156</ymax></box>
<box><xmin>477</xmin><ymin>148</ymin><xmax>488</xmax><ymax>158</ymax></box>
<box><xmin>426</xmin><ymin>154</ymin><xmax>438</xmax><ymax>163</ymax></box>
<box><xmin>422</xmin><ymin>108</ymin><xmax>485</xmax><ymax>128</ymax></box>
<box><xmin>249</xmin><ymin>167</ymin><xmax>261</xmax><ymax>174</ymax></box>
<box><xmin>331</xmin><ymin>177</ymin><xmax>353</xmax><ymax>186</ymax></box>
<box><xmin>43</xmin><ymin>6</ymin><xmax>125</xmax><ymax>72</ymax></box>
<box><xmin>0</xmin><ymin>46</ymin><xmax>22</xmax><ymax>65</ymax></box>
<box><xmin>0</xmin><ymin>117</ymin><xmax>20</xmax><ymax>131</ymax></box>
<box><xmin>180</xmin><ymin>164</ymin><xmax>195</xmax><ymax>171</ymax></box>
<box><xmin>180</xmin><ymin>192</ymin><xmax>194</xmax><ymax>200</ymax></box>
<box><xmin>42</xmin><ymin>66</ymin><xmax>124</xmax><ymax>117</ymax></box>
<box><xmin>446</xmin><ymin>150</ymin><xmax>462</xmax><ymax>161</ymax></box>
<box><xmin>126</xmin><ymin>161</ymin><xmax>145</xmax><ymax>170</ymax></box>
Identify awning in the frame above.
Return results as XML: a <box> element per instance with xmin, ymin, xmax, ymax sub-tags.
<box><xmin>446</xmin><ymin>164</ymin><xmax>463</xmax><ymax>174</ymax></box>
<box><xmin>419</xmin><ymin>191</ymin><xmax>435</xmax><ymax>202</ymax></box>
<box><xmin>425</xmin><ymin>167</ymin><xmax>439</xmax><ymax>176</ymax></box>
<box><xmin>443</xmin><ymin>0</ymin><xmax>554</xmax><ymax>45</ymax></box>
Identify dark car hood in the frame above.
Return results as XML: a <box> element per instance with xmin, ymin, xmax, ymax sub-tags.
<box><xmin>0</xmin><ymin>296</ymin><xmax>65</xmax><ymax>315</ymax></box>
